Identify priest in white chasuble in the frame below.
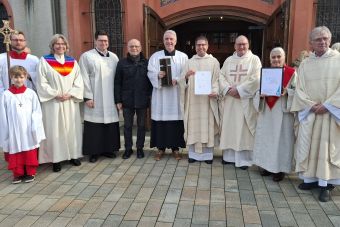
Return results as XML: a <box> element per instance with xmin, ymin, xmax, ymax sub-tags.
<box><xmin>291</xmin><ymin>26</ymin><xmax>340</xmax><ymax>202</ymax></box>
<box><xmin>253</xmin><ymin>47</ymin><xmax>296</xmax><ymax>182</ymax></box>
<box><xmin>79</xmin><ymin>30</ymin><xmax>120</xmax><ymax>163</ymax></box>
<box><xmin>36</xmin><ymin>34</ymin><xmax>84</xmax><ymax>172</ymax></box>
<box><xmin>219</xmin><ymin>35</ymin><xmax>261</xmax><ymax>170</ymax></box>
<box><xmin>179</xmin><ymin>35</ymin><xmax>220</xmax><ymax>164</ymax></box>
<box><xmin>147</xmin><ymin>30</ymin><xmax>188</xmax><ymax>161</ymax></box>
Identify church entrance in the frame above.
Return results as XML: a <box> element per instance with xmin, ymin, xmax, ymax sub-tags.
<box><xmin>171</xmin><ymin>18</ymin><xmax>263</xmax><ymax>65</ymax></box>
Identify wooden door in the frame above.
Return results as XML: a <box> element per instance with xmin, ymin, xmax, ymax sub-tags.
<box><xmin>263</xmin><ymin>0</ymin><xmax>291</xmax><ymax>66</ymax></box>
<box><xmin>143</xmin><ymin>5</ymin><xmax>166</xmax><ymax>58</ymax></box>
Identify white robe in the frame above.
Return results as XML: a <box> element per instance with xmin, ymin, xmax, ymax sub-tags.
<box><xmin>0</xmin><ymin>53</ymin><xmax>39</xmax><ymax>93</ymax></box>
<box><xmin>147</xmin><ymin>50</ymin><xmax>188</xmax><ymax>121</ymax></box>
<box><xmin>179</xmin><ymin>54</ymin><xmax>220</xmax><ymax>160</ymax></box>
<box><xmin>253</xmin><ymin>71</ymin><xmax>296</xmax><ymax>173</ymax></box>
<box><xmin>79</xmin><ymin>49</ymin><xmax>119</xmax><ymax>123</ymax></box>
<box><xmin>0</xmin><ymin>88</ymin><xmax>45</xmax><ymax>153</ymax></box>
<box><xmin>291</xmin><ymin>49</ymin><xmax>340</xmax><ymax>185</ymax></box>
<box><xmin>36</xmin><ymin>54</ymin><xmax>84</xmax><ymax>163</ymax></box>
<box><xmin>219</xmin><ymin>51</ymin><xmax>261</xmax><ymax>167</ymax></box>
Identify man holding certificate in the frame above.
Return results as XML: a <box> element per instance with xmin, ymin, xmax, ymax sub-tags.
<box><xmin>253</xmin><ymin>47</ymin><xmax>296</xmax><ymax>182</ymax></box>
<box><xmin>219</xmin><ymin>35</ymin><xmax>261</xmax><ymax>170</ymax></box>
<box><xmin>147</xmin><ymin>30</ymin><xmax>188</xmax><ymax>161</ymax></box>
<box><xmin>291</xmin><ymin>26</ymin><xmax>340</xmax><ymax>202</ymax></box>
<box><xmin>179</xmin><ymin>36</ymin><xmax>220</xmax><ymax>164</ymax></box>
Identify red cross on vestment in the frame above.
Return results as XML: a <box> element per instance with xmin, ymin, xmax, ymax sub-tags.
<box><xmin>230</xmin><ymin>64</ymin><xmax>248</xmax><ymax>82</ymax></box>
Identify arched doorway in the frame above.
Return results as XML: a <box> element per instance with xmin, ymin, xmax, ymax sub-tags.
<box><xmin>172</xmin><ymin>18</ymin><xmax>263</xmax><ymax>65</ymax></box>
<box><xmin>93</xmin><ymin>0</ymin><xmax>124</xmax><ymax>58</ymax></box>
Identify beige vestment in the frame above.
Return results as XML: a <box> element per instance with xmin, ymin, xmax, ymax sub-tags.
<box><xmin>219</xmin><ymin>51</ymin><xmax>261</xmax><ymax>166</ymax></box>
<box><xmin>291</xmin><ymin>49</ymin><xmax>340</xmax><ymax>181</ymax></box>
<box><xmin>180</xmin><ymin>54</ymin><xmax>220</xmax><ymax>155</ymax></box>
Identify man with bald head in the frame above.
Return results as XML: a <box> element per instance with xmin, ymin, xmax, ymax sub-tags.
<box><xmin>115</xmin><ymin>39</ymin><xmax>152</xmax><ymax>159</ymax></box>
<box><xmin>292</xmin><ymin>26</ymin><xmax>340</xmax><ymax>202</ymax></box>
<box><xmin>219</xmin><ymin>35</ymin><xmax>262</xmax><ymax>170</ymax></box>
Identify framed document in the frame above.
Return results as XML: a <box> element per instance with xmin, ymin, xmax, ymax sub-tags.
<box><xmin>260</xmin><ymin>67</ymin><xmax>283</xmax><ymax>97</ymax></box>
<box><xmin>159</xmin><ymin>58</ymin><xmax>172</xmax><ymax>86</ymax></box>
<box><xmin>195</xmin><ymin>71</ymin><xmax>212</xmax><ymax>95</ymax></box>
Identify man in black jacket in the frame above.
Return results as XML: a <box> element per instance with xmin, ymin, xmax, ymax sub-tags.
<box><xmin>114</xmin><ymin>39</ymin><xmax>152</xmax><ymax>159</ymax></box>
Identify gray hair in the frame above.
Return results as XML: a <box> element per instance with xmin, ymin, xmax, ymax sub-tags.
<box><xmin>331</xmin><ymin>42</ymin><xmax>340</xmax><ymax>52</ymax></box>
<box><xmin>163</xmin><ymin>30</ymin><xmax>177</xmax><ymax>40</ymax></box>
<box><xmin>49</xmin><ymin>34</ymin><xmax>70</xmax><ymax>54</ymax></box>
<box><xmin>270</xmin><ymin>47</ymin><xmax>285</xmax><ymax>58</ymax></box>
<box><xmin>309</xmin><ymin>26</ymin><xmax>332</xmax><ymax>42</ymax></box>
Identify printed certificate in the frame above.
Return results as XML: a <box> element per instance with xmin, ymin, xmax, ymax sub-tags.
<box><xmin>260</xmin><ymin>67</ymin><xmax>283</xmax><ymax>97</ymax></box>
<box><xmin>195</xmin><ymin>71</ymin><xmax>211</xmax><ymax>95</ymax></box>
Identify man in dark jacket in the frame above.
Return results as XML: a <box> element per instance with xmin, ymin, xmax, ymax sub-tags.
<box><xmin>114</xmin><ymin>39</ymin><xmax>152</xmax><ymax>159</ymax></box>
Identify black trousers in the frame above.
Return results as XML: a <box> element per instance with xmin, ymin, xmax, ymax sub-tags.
<box><xmin>123</xmin><ymin>108</ymin><xmax>147</xmax><ymax>150</ymax></box>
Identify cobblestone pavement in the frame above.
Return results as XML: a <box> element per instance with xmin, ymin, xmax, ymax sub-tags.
<box><xmin>0</xmin><ymin>147</ymin><xmax>340</xmax><ymax>227</ymax></box>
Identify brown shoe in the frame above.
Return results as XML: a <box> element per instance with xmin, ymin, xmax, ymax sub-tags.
<box><xmin>173</xmin><ymin>150</ymin><xmax>181</xmax><ymax>160</ymax></box>
<box><xmin>154</xmin><ymin>150</ymin><xmax>165</xmax><ymax>161</ymax></box>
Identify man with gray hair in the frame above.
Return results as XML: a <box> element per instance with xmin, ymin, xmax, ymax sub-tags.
<box><xmin>147</xmin><ymin>30</ymin><xmax>188</xmax><ymax>161</ymax></box>
<box><xmin>291</xmin><ymin>26</ymin><xmax>340</xmax><ymax>202</ymax></box>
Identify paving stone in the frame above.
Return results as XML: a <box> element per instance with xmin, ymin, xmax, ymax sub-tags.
<box><xmin>176</xmin><ymin>200</ymin><xmax>194</xmax><ymax>219</ymax></box>
<box><xmin>150</xmin><ymin>166</ymin><xmax>165</xmax><ymax>177</ymax></box>
<box><xmin>89</xmin><ymin>174</ymin><xmax>110</xmax><ymax>186</ymax></box>
<box><xmin>143</xmin><ymin>176</ymin><xmax>159</xmax><ymax>188</ymax></box>
<box><xmin>329</xmin><ymin>215</ymin><xmax>340</xmax><ymax>227</ymax></box>
<box><xmin>259</xmin><ymin>210</ymin><xmax>280</xmax><ymax>227</ymax></box>
<box><xmin>49</xmin><ymin>196</ymin><xmax>75</xmax><ymax>212</ymax></box>
<box><xmin>180</xmin><ymin>187</ymin><xmax>196</xmax><ymax>201</ymax></box>
<box><xmin>49</xmin><ymin>184</ymin><xmax>73</xmax><ymax>198</ymax></box>
<box><xmin>91</xmin><ymin>201</ymin><xmax>116</xmax><ymax>219</ymax></box>
<box><xmin>122</xmin><ymin>184</ymin><xmax>142</xmax><ymax>199</ymax></box>
<box><xmin>192</xmin><ymin>205</ymin><xmax>209</xmax><ymax>225</ymax></box>
<box><xmin>135</xmin><ymin>187</ymin><xmax>154</xmax><ymax>203</ymax></box>
<box><xmin>158</xmin><ymin>203</ymin><xmax>177</xmax><ymax>222</ymax></box>
<box><xmin>0</xmin><ymin>210</ymin><xmax>28</xmax><ymax>227</ymax></box>
<box><xmin>209</xmin><ymin>221</ymin><xmax>227</xmax><ymax>227</ymax></box>
<box><xmin>84</xmin><ymin>218</ymin><xmax>105</xmax><ymax>227</ymax></box>
<box><xmin>0</xmin><ymin>214</ymin><xmax>7</xmax><ymax>223</ymax></box>
<box><xmin>275</xmin><ymin>207</ymin><xmax>297</xmax><ymax>226</ymax></box>
<box><xmin>165</xmin><ymin>188</ymin><xmax>181</xmax><ymax>204</ymax></box>
<box><xmin>116</xmin><ymin>175</ymin><xmax>135</xmax><ymax>188</ymax></box>
<box><xmin>158</xmin><ymin>174</ymin><xmax>173</xmax><ymax>186</ymax></box>
<box><xmin>79</xmin><ymin>196</ymin><xmax>104</xmax><ymax>214</ymax></box>
<box><xmin>0</xmin><ymin>194</ymin><xmax>19</xmax><ymax>209</ymax></box>
<box><xmin>105</xmin><ymin>187</ymin><xmax>126</xmax><ymax>202</ymax></box>
<box><xmin>13</xmin><ymin>215</ymin><xmax>39</xmax><ymax>227</ymax></box>
<box><xmin>285</xmin><ymin>196</ymin><xmax>308</xmax><ymax>214</ymax></box>
<box><xmin>184</xmin><ymin>175</ymin><xmax>198</xmax><ymax>187</ymax></box>
<box><xmin>169</xmin><ymin>176</ymin><xmax>185</xmax><ymax>189</ymax></box>
<box><xmin>155</xmin><ymin>222</ymin><xmax>173</xmax><ymax>227</ymax></box>
<box><xmin>77</xmin><ymin>185</ymin><xmax>100</xmax><ymax>200</ymax></box>
<box><xmin>238</xmin><ymin>178</ymin><xmax>253</xmax><ymax>191</ymax></box>
<box><xmin>223</xmin><ymin>166</ymin><xmax>237</xmax><ymax>180</ymax></box>
<box><xmin>211</xmin><ymin>176</ymin><xmax>225</xmax><ymax>188</ymax></box>
<box><xmin>143</xmin><ymin>199</ymin><xmax>163</xmax><ymax>217</ymax></box>
<box><xmin>106</xmin><ymin>172</ymin><xmax>124</xmax><ymax>184</ymax></box>
<box><xmin>39</xmin><ymin>181</ymin><xmax>63</xmax><ymax>195</ymax></box>
<box><xmin>174</xmin><ymin>166</ymin><xmax>188</xmax><ymax>177</ymax></box>
<box><xmin>67</xmin><ymin>213</ymin><xmax>91</xmax><ymax>226</ymax></box>
<box><xmin>60</xmin><ymin>199</ymin><xmax>87</xmax><ymax>218</ymax></box>
<box><xmin>138</xmin><ymin>163</ymin><xmax>155</xmax><ymax>175</ymax></box>
<box><xmin>210</xmin><ymin>202</ymin><xmax>226</xmax><ymax>221</ymax></box>
<box><xmin>300</xmin><ymin>194</ymin><xmax>322</xmax><ymax>210</ymax></box>
<box><xmin>225</xmin><ymin>191</ymin><xmax>241</xmax><ymax>208</ymax></box>
<box><xmin>240</xmin><ymin>189</ymin><xmax>256</xmax><ymax>206</ymax></box>
<box><xmin>124</xmin><ymin>202</ymin><xmax>147</xmax><ymax>220</ymax></box>
<box><xmin>251</xmin><ymin>179</ymin><xmax>269</xmax><ymax>195</ymax></box>
<box><xmin>163</xmin><ymin>164</ymin><xmax>177</xmax><ymax>174</ymax></box>
<box><xmin>20</xmin><ymin>194</ymin><xmax>47</xmax><ymax>211</ymax></box>
<box><xmin>93</xmin><ymin>183</ymin><xmax>115</xmax><ymax>197</ymax></box>
<box><xmin>263</xmin><ymin>178</ymin><xmax>282</xmax><ymax>192</ymax></box>
<box><xmin>64</xmin><ymin>173</ymin><xmax>87</xmax><ymax>184</ymax></box>
<box><xmin>28</xmin><ymin>198</ymin><xmax>58</xmax><ymax>215</ymax></box>
<box><xmin>30</xmin><ymin>211</ymin><xmax>60</xmax><ymax>227</ymax></box>
<box><xmin>101</xmin><ymin>214</ymin><xmax>123</xmax><ymax>227</ymax></box>
<box><xmin>137</xmin><ymin>216</ymin><xmax>157</xmax><ymax>227</ymax></box>
<box><xmin>65</xmin><ymin>182</ymin><xmax>89</xmax><ymax>196</ymax></box>
<box><xmin>173</xmin><ymin>218</ymin><xmax>191</xmax><ymax>227</ymax></box>
<box><xmin>210</xmin><ymin>187</ymin><xmax>225</xmax><ymax>203</ymax></box>
<box><xmin>242</xmin><ymin>205</ymin><xmax>261</xmax><ymax>224</ymax></box>
<box><xmin>308</xmin><ymin>209</ymin><xmax>334</xmax><ymax>227</ymax></box>
<box><xmin>187</xmin><ymin>165</ymin><xmax>200</xmax><ymax>175</ymax></box>
<box><xmin>279</xmin><ymin>181</ymin><xmax>299</xmax><ymax>197</ymax></box>
<box><xmin>269</xmin><ymin>191</ymin><xmax>289</xmax><ymax>208</ymax></box>
<box><xmin>224</xmin><ymin>180</ymin><xmax>238</xmax><ymax>192</ymax></box>
<box><xmin>131</xmin><ymin>173</ymin><xmax>148</xmax><ymax>185</ymax></box>
<box><xmin>151</xmin><ymin>185</ymin><xmax>169</xmax><ymax>200</ymax></box>
<box><xmin>319</xmin><ymin>200</ymin><xmax>340</xmax><ymax>215</ymax></box>
<box><xmin>255</xmin><ymin>194</ymin><xmax>274</xmax><ymax>211</ymax></box>
<box><xmin>111</xmin><ymin>198</ymin><xmax>134</xmax><ymax>215</ymax></box>
<box><xmin>292</xmin><ymin>212</ymin><xmax>316</xmax><ymax>227</ymax></box>
<box><xmin>0</xmin><ymin>197</ymin><xmax>30</xmax><ymax>215</ymax></box>
<box><xmin>195</xmin><ymin>190</ymin><xmax>210</xmax><ymax>206</ymax></box>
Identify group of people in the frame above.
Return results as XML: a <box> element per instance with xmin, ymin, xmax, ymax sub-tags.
<box><xmin>0</xmin><ymin>25</ymin><xmax>339</xmax><ymax>203</ymax></box>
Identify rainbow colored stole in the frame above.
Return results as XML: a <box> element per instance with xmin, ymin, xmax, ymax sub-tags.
<box><xmin>44</xmin><ymin>54</ymin><xmax>75</xmax><ymax>76</ymax></box>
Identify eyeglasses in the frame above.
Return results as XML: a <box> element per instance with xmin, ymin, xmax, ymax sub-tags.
<box><xmin>129</xmin><ymin>45</ymin><xmax>140</xmax><ymax>48</ymax></box>
<box><xmin>54</xmin><ymin>43</ymin><xmax>66</xmax><ymax>46</ymax></box>
<box><xmin>11</xmin><ymin>39</ymin><xmax>26</xmax><ymax>42</ymax></box>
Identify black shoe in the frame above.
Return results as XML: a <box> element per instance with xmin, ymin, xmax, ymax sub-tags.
<box><xmin>53</xmin><ymin>163</ymin><xmax>61</xmax><ymax>172</ymax></box>
<box><xmin>319</xmin><ymin>187</ymin><xmax>331</xmax><ymax>202</ymax></box>
<box><xmin>222</xmin><ymin>160</ymin><xmax>233</xmax><ymax>165</ymax></box>
<box><xmin>205</xmin><ymin>160</ymin><xmax>213</xmax><ymax>164</ymax></box>
<box><xmin>273</xmin><ymin>172</ymin><xmax>285</xmax><ymax>182</ymax></box>
<box><xmin>188</xmin><ymin>158</ymin><xmax>196</xmax><ymax>163</ymax></box>
<box><xmin>239</xmin><ymin>166</ymin><xmax>248</xmax><ymax>170</ymax></box>
<box><xmin>70</xmin><ymin>159</ymin><xmax>81</xmax><ymax>166</ymax></box>
<box><xmin>89</xmin><ymin>155</ymin><xmax>98</xmax><ymax>163</ymax></box>
<box><xmin>260</xmin><ymin>169</ymin><xmax>273</xmax><ymax>176</ymax></box>
<box><xmin>122</xmin><ymin>149</ymin><xmax>133</xmax><ymax>159</ymax></box>
<box><xmin>298</xmin><ymin>182</ymin><xmax>318</xmax><ymax>190</ymax></box>
<box><xmin>102</xmin><ymin>152</ymin><xmax>116</xmax><ymax>158</ymax></box>
<box><xmin>137</xmin><ymin>149</ymin><xmax>144</xmax><ymax>159</ymax></box>
<box><xmin>24</xmin><ymin>175</ymin><xmax>35</xmax><ymax>183</ymax></box>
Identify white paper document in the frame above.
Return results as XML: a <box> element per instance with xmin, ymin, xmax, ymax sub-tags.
<box><xmin>194</xmin><ymin>71</ymin><xmax>212</xmax><ymax>95</ymax></box>
<box><xmin>260</xmin><ymin>68</ymin><xmax>283</xmax><ymax>97</ymax></box>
